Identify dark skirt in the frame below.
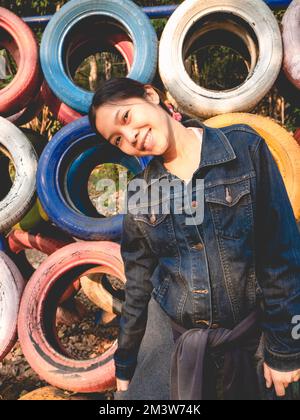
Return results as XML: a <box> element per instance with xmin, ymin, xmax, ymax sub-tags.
<box><xmin>114</xmin><ymin>297</ymin><xmax>175</xmax><ymax>400</ymax></box>
<box><xmin>114</xmin><ymin>298</ymin><xmax>300</xmax><ymax>400</ymax></box>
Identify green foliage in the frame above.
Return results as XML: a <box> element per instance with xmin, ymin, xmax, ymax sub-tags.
<box><xmin>0</xmin><ymin>0</ymin><xmax>67</xmax><ymax>16</ymax></box>
<box><xmin>0</xmin><ymin>0</ymin><xmax>183</xmax><ymax>16</ymax></box>
<box><xmin>0</xmin><ymin>48</ymin><xmax>16</xmax><ymax>89</ymax></box>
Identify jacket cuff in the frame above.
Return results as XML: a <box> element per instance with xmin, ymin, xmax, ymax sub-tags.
<box><xmin>114</xmin><ymin>353</ymin><xmax>138</xmax><ymax>381</ymax></box>
<box><xmin>264</xmin><ymin>346</ymin><xmax>300</xmax><ymax>371</ymax></box>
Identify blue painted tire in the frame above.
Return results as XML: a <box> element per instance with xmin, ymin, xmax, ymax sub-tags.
<box><xmin>37</xmin><ymin>116</ymin><xmax>152</xmax><ymax>241</ymax></box>
<box><xmin>40</xmin><ymin>0</ymin><xmax>158</xmax><ymax>114</ymax></box>
<box><xmin>0</xmin><ymin>235</ymin><xmax>7</xmax><ymax>252</ymax></box>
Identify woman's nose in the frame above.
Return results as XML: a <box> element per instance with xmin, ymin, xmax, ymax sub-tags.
<box><xmin>126</xmin><ymin>130</ymin><xmax>139</xmax><ymax>145</ymax></box>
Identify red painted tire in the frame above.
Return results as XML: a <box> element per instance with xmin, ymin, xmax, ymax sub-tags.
<box><xmin>8</xmin><ymin>229</ymin><xmax>73</xmax><ymax>256</ymax></box>
<box><xmin>1</xmin><ymin>31</ymin><xmax>44</xmax><ymax>125</ymax></box>
<box><xmin>41</xmin><ymin>32</ymin><xmax>134</xmax><ymax>124</ymax></box>
<box><xmin>282</xmin><ymin>1</ymin><xmax>300</xmax><ymax>90</ymax></box>
<box><xmin>0</xmin><ymin>8</ymin><xmax>40</xmax><ymax>115</ymax></box>
<box><xmin>67</xmin><ymin>32</ymin><xmax>134</xmax><ymax>77</ymax></box>
<box><xmin>7</xmin><ymin>83</ymin><xmax>44</xmax><ymax>126</ymax></box>
<box><xmin>0</xmin><ymin>251</ymin><xmax>25</xmax><ymax>361</ymax></box>
<box><xmin>7</xmin><ymin>229</ymin><xmax>79</xmax><ymax>303</ymax></box>
<box><xmin>18</xmin><ymin>241</ymin><xmax>125</xmax><ymax>393</ymax></box>
<box><xmin>294</xmin><ymin>127</ymin><xmax>300</xmax><ymax>146</ymax></box>
<box><xmin>41</xmin><ymin>81</ymin><xmax>82</xmax><ymax>125</ymax></box>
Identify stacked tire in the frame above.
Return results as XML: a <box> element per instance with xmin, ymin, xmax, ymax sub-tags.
<box><xmin>0</xmin><ymin>7</ymin><xmax>43</xmax><ymax>123</ymax></box>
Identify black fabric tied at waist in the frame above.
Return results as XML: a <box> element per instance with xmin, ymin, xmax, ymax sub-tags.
<box><xmin>170</xmin><ymin>310</ymin><xmax>262</xmax><ymax>400</ymax></box>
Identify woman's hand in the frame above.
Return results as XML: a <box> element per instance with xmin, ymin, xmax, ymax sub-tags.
<box><xmin>264</xmin><ymin>363</ymin><xmax>300</xmax><ymax>397</ymax></box>
<box><xmin>116</xmin><ymin>378</ymin><xmax>130</xmax><ymax>392</ymax></box>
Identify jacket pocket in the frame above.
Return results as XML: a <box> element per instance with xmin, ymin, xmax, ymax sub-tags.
<box><xmin>205</xmin><ymin>177</ymin><xmax>253</xmax><ymax>239</ymax></box>
<box><xmin>131</xmin><ymin>201</ymin><xmax>175</xmax><ymax>256</ymax></box>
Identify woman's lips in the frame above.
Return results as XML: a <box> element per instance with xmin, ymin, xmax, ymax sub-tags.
<box><xmin>143</xmin><ymin>129</ymin><xmax>154</xmax><ymax>151</ymax></box>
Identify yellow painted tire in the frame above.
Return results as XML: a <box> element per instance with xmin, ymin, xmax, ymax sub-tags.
<box><xmin>18</xmin><ymin>386</ymin><xmax>91</xmax><ymax>400</ymax></box>
<box><xmin>13</xmin><ymin>199</ymin><xmax>48</xmax><ymax>231</ymax></box>
<box><xmin>80</xmin><ymin>266</ymin><xmax>124</xmax><ymax>315</ymax></box>
<box><xmin>205</xmin><ymin>113</ymin><xmax>300</xmax><ymax>221</ymax></box>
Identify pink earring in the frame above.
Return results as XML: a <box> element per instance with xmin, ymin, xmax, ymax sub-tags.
<box><xmin>164</xmin><ymin>101</ymin><xmax>182</xmax><ymax>122</ymax></box>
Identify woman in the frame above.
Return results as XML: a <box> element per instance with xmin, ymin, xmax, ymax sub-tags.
<box><xmin>89</xmin><ymin>77</ymin><xmax>300</xmax><ymax>400</ymax></box>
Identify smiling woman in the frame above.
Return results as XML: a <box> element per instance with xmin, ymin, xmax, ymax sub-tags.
<box><xmin>88</xmin><ymin>77</ymin><xmax>202</xmax><ymax>183</ymax></box>
<box><xmin>88</xmin><ymin>77</ymin><xmax>176</xmax><ymax>152</ymax></box>
<box><xmin>88</xmin><ymin>76</ymin><xmax>300</xmax><ymax>401</ymax></box>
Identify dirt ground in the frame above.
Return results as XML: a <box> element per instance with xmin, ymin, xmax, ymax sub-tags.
<box><xmin>0</xmin><ymin>249</ymin><xmax>120</xmax><ymax>400</ymax></box>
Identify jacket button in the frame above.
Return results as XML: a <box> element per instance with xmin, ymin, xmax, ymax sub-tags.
<box><xmin>150</xmin><ymin>214</ymin><xmax>156</xmax><ymax>224</ymax></box>
<box><xmin>192</xmin><ymin>242</ymin><xmax>204</xmax><ymax>251</ymax></box>
<box><xmin>193</xmin><ymin>289</ymin><xmax>209</xmax><ymax>294</ymax></box>
<box><xmin>225</xmin><ymin>187</ymin><xmax>233</xmax><ymax>204</ymax></box>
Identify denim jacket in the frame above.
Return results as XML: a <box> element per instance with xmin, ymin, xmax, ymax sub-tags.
<box><xmin>114</xmin><ymin>118</ymin><xmax>300</xmax><ymax>380</ymax></box>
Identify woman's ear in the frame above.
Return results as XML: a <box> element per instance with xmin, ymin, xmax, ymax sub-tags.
<box><xmin>144</xmin><ymin>85</ymin><xmax>160</xmax><ymax>105</ymax></box>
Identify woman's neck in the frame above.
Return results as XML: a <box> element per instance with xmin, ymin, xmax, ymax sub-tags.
<box><xmin>162</xmin><ymin>122</ymin><xmax>202</xmax><ymax>169</ymax></box>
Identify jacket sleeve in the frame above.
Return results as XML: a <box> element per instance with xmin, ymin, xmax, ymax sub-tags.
<box><xmin>253</xmin><ymin>135</ymin><xmax>300</xmax><ymax>371</ymax></box>
<box><xmin>114</xmin><ymin>211</ymin><xmax>158</xmax><ymax>381</ymax></box>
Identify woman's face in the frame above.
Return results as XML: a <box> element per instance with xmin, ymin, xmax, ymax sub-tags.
<box><xmin>94</xmin><ymin>85</ymin><xmax>172</xmax><ymax>157</ymax></box>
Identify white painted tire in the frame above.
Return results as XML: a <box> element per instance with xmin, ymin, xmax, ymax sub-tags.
<box><xmin>0</xmin><ymin>251</ymin><xmax>25</xmax><ymax>361</ymax></box>
<box><xmin>282</xmin><ymin>0</ymin><xmax>300</xmax><ymax>90</ymax></box>
<box><xmin>159</xmin><ymin>0</ymin><xmax>283</xmax><ymax>118</ymax></box>
<box><xmin>0</xmin><ymin>118</ymin><xmax>37</xmax><ymax>232</ymax></box>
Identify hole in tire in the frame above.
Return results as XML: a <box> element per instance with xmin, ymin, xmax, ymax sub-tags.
<box><xmin>0</xmin><ymin>31</ymin><xmax>18</xmax><ymax>90</ymax></box>
<box><xmin>42</xmin><ymin>265</ymin><xmax>122</xmax><ymax>361</ymax></box>
<box><xmin>87</xmin><ymin>163</ymin><xmax>135</xmax><ymax>217</ymax></box>
<box><xmin>62</xmin><ymin>17</ymin><xmax>133</xmax><ymax>92</ymax></box>
<box><xmin>0</xmin><ymin>147</ymin><xmax>14</xmax><ymax>200</ymax></box>
<box><xmin>183</xmin><ymin>12</ymin><xmax>259</xmax><ymax>91</ymax></box>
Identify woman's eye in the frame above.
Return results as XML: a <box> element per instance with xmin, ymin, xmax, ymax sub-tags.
<box><xmin>114</xmin><ymin>111</ymin><xmax>129</xmax><ymax>146</ymax></box>
<box><xmin>123</xmin><ymin>111</ymin><xmax>129</xmax><ymax>122</ymax></box>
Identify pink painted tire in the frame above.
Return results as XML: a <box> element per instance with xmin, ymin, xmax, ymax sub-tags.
<box><xmin>41</xmin><ymin>32</ymin><xmax>134</xmax><ymax>124</ymax></box>
<box><xmin>41</xmin><ymin>82</ymin><xmax>82</xmax><ymax>125</ymax></box>
<box><xmin>7</xmin><ymin>83</ymin><xmax>44</xmax><ymax>126</ymax></box>
<box><xmin>0</xmin><ymin>31</ymin><xmax>44</xmax><ymax>125</ymax></box>
<box><xmin>8</xmin><ymin>229</ymin><xmax>73</xmax><ymax>256</ymax></box>
<box><xmin>294</xmin><ymin>127</ymin><xmax>300</xmax><ymax>146</ymax></box>
<box><xmin>0</xmin><ymin>251</ymin><xmax>25</xmax><ymax>361</ymax></box>
<box><xmin>18</xmin><ymin>241</ymin><xmax>125</xmax><ymax>393</ymax></box>
<box><xmin>0</xmin><ymin>8</ymin><xmax>40</xmax><ymax>115</ymax></box>
<box><xmin>282</xmin><ymin>1</ymin><xmax>300</xmax><ymax>90</ymax></box>
<box><xmin>7</xmin><ymin>229</ymin><xmax>78</xmax><ymax>303</ymax></box>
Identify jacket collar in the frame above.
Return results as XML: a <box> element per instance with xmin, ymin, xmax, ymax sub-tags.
<box><xmin>143</xmin><ymin>117</ymin><xmax>237</xmax><ymax>185</ymax></box>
